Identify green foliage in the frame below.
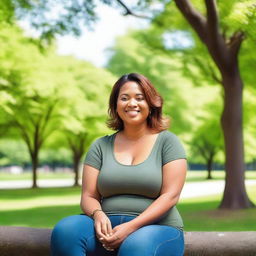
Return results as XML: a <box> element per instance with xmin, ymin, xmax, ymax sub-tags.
<box><xmin>0</xmin><ymin>139</ymin><xmax>29</xmax><ymax>166</ymax></box>
<box><xmin>1</xmin><ymin>0</ymin><xmax>158</xmax><ymax>42</ymax></box>
<box><xmin>0</xmin><ymin>0</ymin><xmax>14</xmax><ymax>23</ymax></box>
<box><xmin>188</xmin><ymin>109</ymin><xmax>224</xmax><ymax>165</ymax></box>
<box><xmin>243</xmin><ymin>89</ymin><xmax>256</xmax><ymax>162</ymax></box>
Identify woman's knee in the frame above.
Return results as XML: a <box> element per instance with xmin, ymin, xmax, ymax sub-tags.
<box><xmin>51</xmin><ymin>215</ymin><xmax>94</xmax><ymax>255</ymax></box>
<box><xmin>52</xmin><ymin>215</ymin><xmax>89</xmax><ymax>237</ymax></box>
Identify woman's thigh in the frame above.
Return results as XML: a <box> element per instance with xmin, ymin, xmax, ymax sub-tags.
<box><xmin>51</xmin><ymin>214</ymin><xmax>116</xmax><ymax>256</ymax></box>
<box><xmin>118</xmin><ymin>225</ymin><xmax>184</xmax><ymax>256</ymax></box>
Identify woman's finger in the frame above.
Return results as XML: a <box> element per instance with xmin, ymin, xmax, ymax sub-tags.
<box><xmin>106</xmin><ymin>220</ymin><xmax>113</xmax><ymax>235</ymax></box>
<box><xmin>101</xmin><ymin>222</ymin><xmax>109</xmax><ymax>236</ymax></box>
<box><xmin>95</xmin><ymin>222</ymin><xmax>107</xmax><ymax>241</ymax></box>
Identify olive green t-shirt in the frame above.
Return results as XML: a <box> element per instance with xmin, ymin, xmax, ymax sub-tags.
<box><xmin>84</xmin><ymin>130</ymin><xmax>186</xmax><ymax>229</ymax></box>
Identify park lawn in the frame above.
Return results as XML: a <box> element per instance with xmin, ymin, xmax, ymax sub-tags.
<box><xmin>0</xmin><ymin>185</ymin><xmax>255</xmax><ymax>231</ymax></box>
<box><xmin>179</xmin><ymin>185</ymin><xmax>256</xmax><ymax>231</ymax></box>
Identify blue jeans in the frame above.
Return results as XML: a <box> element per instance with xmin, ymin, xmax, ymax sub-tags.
<box><xmin>51</xmin><ymin>214</ymin><xmax>184</xmax><ymax>256</ymax></box>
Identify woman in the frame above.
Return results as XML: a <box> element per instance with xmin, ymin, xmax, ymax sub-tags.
<box><xmin>51</xmin><ymin>73</ymin><xmax>187</xmax><ymax>256</ymax></box>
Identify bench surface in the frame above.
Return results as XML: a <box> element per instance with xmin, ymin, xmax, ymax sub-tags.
<box><xmin>0</xmin><ymin>226</ymin><xmax>256</xmax><ymax>256</ymax></box>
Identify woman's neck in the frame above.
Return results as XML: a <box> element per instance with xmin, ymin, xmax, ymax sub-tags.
<box><xmin>121</xmin><ymin>124</ymin><xmax>153</xmax><ymax>141</ymax></box>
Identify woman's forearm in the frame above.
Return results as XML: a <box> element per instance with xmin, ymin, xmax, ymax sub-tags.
<box><xmin>128</xmin><ymin>193</ymin><xmax>179</xmax><ymax>230</ymax></box>
<box><xmin>80</xmin><ymin>195</ymin><xmax>102</xmax><ymax>217</ymax></box>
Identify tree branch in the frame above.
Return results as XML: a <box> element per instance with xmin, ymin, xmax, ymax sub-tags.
<box><xmin>228</xmin><ymin>31</ymin><xmax>245</xmax><ymax>58</ymax></box>
<box><xmin>174</xmin><ymin>0</ymin><xmax>208</xmax><ymax>43</ymax></box>
<box><xmin>205</xmin><ymin>0</ymin><xmax>219</xmax><ymax>39</ymax></box>
<box><xmin>204</xmin><ymin>0</ymin><xmax>228</xmax><ymax>62</ymax></box>
<box><xmin>115</xmin><ymin>0</ymin><xmax>151</xmax><ymax>19</ymax></box>
<box><xmin>14</xmin><ymin>119</ymin><xmax>32</xmax><ymax>155</ymax></box>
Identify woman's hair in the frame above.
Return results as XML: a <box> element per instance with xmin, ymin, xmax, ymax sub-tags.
<box><xmin>107</xmin><ymin>73</ymin><xmax>170</xmax><ymax>132</ymax></box>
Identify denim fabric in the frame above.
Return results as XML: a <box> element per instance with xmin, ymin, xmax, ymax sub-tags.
<box><xmin>51</xmin><ymin>214</ymin><xmax>184</xmax><ymax>256</ymax></box>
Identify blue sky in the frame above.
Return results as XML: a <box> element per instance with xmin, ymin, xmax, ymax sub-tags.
<box><xmin>56</xmin><ymin>4</ymin><xmax>148</xmax><ymax>67</ymax></box>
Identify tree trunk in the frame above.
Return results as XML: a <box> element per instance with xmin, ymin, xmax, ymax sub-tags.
<box><xmin>219</xmin><ymin>73</ymin><xmax>254</xmax><ymax>209</ymax></box>
<box><xmin>31</xmin><ymin>151</ymin><xmax>38</xmax><ymax>188</ymax></box>
<box><xmin>206</xmin><ymin>156</ymin><xmax>213</xmax><ymax>180</ymax></box>
<box><xmin>73</xmin><ymin>153</ymin><xmax>81</xmax><ymax>187</ymax></box>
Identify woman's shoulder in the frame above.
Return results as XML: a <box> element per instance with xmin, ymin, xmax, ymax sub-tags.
<box><xmin>160</xmin><ymin>129</ymin><xmax>180</xmax><ymax>141</ymax></box>
<box><xmin>160</xmin><ymin>130</ymin><xmax>186</xmax><ymax>163</ymax></box>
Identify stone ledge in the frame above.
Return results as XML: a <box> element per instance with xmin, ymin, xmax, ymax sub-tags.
<box><xmin>0</xmin><ymin>226</ymin><xmax>256</xmax><ymax>256</ymax></box>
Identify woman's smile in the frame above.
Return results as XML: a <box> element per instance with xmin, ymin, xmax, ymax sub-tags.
<box><xmin>125</xmin><ymin>110</ymin><xmax>140</xmax><ymax>117</ymax></box>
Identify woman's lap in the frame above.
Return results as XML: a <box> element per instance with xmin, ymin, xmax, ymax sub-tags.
<box><xmin>51</xmin><ymin>214</ymin><xmax>184</xmax><ymax>256</ymax></box>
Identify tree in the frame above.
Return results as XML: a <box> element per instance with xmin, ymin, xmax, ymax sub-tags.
<box><xmin>190</xmin><ymin>117</ymin><xmax>223</xmax><ymax>179</ymax></box>
<box><xmin>171</xmin><ymin>0</ymin><xmax>255</xmax><ymax>209</ymax></box>
<box><xmin>0</xmin><ymin>26</ymin><xmax>74</xmax><ymax>187</ymax></box>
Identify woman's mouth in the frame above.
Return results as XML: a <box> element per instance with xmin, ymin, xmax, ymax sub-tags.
<box><xmin>125</xmin><ymin>110</ymin><xmax>140</xmax><ymax>117</ymax></box>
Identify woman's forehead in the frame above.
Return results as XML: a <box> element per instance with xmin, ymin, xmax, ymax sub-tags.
<box><xmin>119</xmin><ymin>81</ymin><xmax>144</xmax><ymax>94</ymax></box>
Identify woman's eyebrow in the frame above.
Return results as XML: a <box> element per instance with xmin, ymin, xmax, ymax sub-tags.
<box><xmin>120</xmin><ymin>93</ymin><xmax>144</xmax><ymax>96</ymax></box>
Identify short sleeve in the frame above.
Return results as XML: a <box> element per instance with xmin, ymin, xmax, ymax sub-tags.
<box><xmin>84</xmin><ymin>138</ymin><xmax>103</xmax><ymax>170</ymax></box>
<box><xmin>162</xmin><ymin>132</ymin><xmax>186</xmax><ymax>166</ymax></box>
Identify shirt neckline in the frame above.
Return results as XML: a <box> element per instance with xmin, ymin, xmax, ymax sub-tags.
<box><xmin>111</xmin><ymin>130</ymin><xmax>165</xmax><ymax>167</ymax></box>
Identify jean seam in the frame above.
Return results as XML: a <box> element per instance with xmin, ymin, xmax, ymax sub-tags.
<box><xmin>153</xmin><ymin>230</ymin><xmax>181</xmax><ymax>256</ymax></box>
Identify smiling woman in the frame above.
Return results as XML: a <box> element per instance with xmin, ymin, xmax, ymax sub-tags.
<box><xmin>51</xmin><ymin>73</ymin><xmax>187</xmax><ymax>256</ymax></box>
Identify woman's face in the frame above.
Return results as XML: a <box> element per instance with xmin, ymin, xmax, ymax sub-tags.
<box><xmin>116</xmin><ymin>81</ymin><xmax>150</xmax><ymax>126</ymax></box>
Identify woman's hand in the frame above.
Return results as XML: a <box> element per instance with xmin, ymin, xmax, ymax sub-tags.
<box><xmin>100</xmin><ymin>222</ymin><xmax>137</xmax><ymax>250</ymax></box>
<box><xmin>93</xmin><ymin>211</ymin><xmax>113</xmax><ymax>242</ymax></box>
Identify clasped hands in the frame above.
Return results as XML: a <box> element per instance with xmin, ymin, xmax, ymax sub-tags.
<box><xmin>94</xmin><ymin>211</ymin><xmax>135</xmax><ymax>251</ymax></box>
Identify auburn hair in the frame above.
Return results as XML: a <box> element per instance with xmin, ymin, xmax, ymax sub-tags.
<box><xmin>106</xmin><ymin>73</ymin><xmax>169</xmax><ymax>132</ymax></box>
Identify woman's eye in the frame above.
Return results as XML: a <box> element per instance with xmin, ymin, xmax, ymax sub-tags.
<box><xmin>121</xmin><ymin>97</ymin><xmax>128</xmax><ymax>101</ymax></box>
<box><xmin>137</xmin><ymin>98</ymin><xmax>144</xmax><ymax>101</ymax></box>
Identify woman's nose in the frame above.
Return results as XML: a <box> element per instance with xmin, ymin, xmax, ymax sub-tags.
<box><xmin>128</xmin><ymin>98</ymin><xmax>137</xmax><ymax>106</ymax></box>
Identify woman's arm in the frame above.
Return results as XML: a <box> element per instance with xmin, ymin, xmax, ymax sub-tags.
<box><xmin>129</xmin><ymin>158</ymin><xmax>187</xmax><ymax>229</ymax></box>
<box><xmin>80</xmin><ymin>164</ymin><xmax>113</xmax><ymax>240</ymax></box>
<box><xmin>103</xmin><ymin>158</ymin><xmax>187</xmax><ymax>248</ymax></box>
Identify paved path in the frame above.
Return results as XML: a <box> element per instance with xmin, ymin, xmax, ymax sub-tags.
<box><xmin>0</xmin><ymin>179</ymin><xmax>255</xmax><ymax>199</ymax></box>
<box><xmin>181</xmin><ymin>180</ymin><xmax>256</xmax><ymax>199</ymax></box>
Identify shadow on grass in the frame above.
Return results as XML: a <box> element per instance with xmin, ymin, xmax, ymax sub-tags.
<box><xmin>0</xmin><ymin>204</ymin><xmax>82</xmax><ymax>228</ymax></box>
<box><xmin>179</xmin><ymin>200</ymin><xmax>256</xmax><ymax>231</ymax></box>
<box><xmin>0</xmin><ymin>187</ymin><xmax>81</xmax><ymax>200</ymax></box>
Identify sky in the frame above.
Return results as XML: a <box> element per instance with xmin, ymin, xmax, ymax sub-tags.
<box><xmin>56</xmin><ymin>4</ymin><xmax>149</xmax><ymax>67</ymax></box>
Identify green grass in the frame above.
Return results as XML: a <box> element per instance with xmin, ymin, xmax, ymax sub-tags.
<box><xmin>0</xmin><ymin>187</ymin><xmax>81</xmax><ymax>228</ymax></box>
<box><xmin>179</xmin><ymin>185</ymin><xmax>256</xmax><ymax>231</ymax></box>
<box><xmin>0</xmin><ymin>184</ymin><xmax>255</xmax><ymax>231</ymax></box>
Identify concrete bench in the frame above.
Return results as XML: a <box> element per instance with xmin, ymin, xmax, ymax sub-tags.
<box><xmin>0</xmin><ymin>226</ymin><xmax>256</xmax><ymax>256</ymax></box>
